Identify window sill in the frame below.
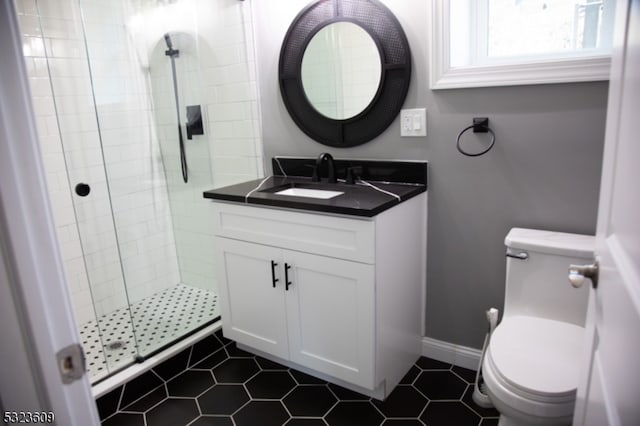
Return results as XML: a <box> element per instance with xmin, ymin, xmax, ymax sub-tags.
<box><xmin>430</xmin><ymin>56</ymin><xmax>611</xmax><ymax>90</ymax></box>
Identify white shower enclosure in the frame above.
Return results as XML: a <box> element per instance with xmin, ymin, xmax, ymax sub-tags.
<box><xmin>17</xmin><ymin>0</ymin><xmax>263</xmax><ymax>383</ymax></box>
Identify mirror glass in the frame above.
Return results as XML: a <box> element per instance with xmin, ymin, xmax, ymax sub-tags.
<box><xmin>301</xmin><ymin>22</ymin><xmax>382</xmax><ymax>120</ymax></box>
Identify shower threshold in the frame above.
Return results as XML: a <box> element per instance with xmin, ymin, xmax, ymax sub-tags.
<box><xmin>79</xmin><ymin>283</ymin><xmax>219</xmax><ymax>383</ymax></box>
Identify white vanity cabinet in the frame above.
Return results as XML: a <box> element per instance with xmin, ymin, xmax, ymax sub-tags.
<box><xmin>215</xmin><ymin>237</ymin><xmax>376</xmax><ymax>388</ymax></box>
<box><xmin>211</xmin><ymin>194</ymin><xmax>426</xmax><ymax>399</ymax></box>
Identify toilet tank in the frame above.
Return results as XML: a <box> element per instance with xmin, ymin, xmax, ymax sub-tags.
<box><xmin>503</xmin><ymin>228</ymin><xmax>595</xmax><ymax>327</ymax></box>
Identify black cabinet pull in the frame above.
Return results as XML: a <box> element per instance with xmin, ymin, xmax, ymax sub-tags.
<box><xmin>285</xmin><ymin>263</ymin><xmax>292</xmax><ymax>291</ymax></box>
<box><xmin>271</xmin><ymin>261</ymin><xmax>279</xmax><ymax>288</ymax></box>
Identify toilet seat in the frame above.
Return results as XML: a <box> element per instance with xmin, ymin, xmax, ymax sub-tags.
<box><xmin>483</xmin><ymin>316</ymin><xmax>585</xmax><ymax>421</ymax></box>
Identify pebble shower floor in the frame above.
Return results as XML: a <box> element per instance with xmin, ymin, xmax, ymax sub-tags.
<box><xmin>80</xmin><ymin>284</ymin><xmax>218</xmax><ymax>382</ymax></box>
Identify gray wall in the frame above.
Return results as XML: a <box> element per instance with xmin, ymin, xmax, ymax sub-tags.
<box><xmin>253</xmin><ymin>0</ymin><xmax>608</xmax><ymax>349</ymax></box>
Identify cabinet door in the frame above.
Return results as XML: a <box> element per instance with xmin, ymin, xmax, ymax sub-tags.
<box><xmin>215</xmin><ymin>238</ymin><xmax>288</xmax><ymax>359</ymax></box>
<box><xmin>284</xmin><ymin>250</ymin><xmax>375</xmax><ymax>389</ymax></box>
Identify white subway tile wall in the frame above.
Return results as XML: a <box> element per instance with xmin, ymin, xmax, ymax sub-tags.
<box><xmin>139</xmin><ymin>0</ymin><xmax>263</xmax><ymax>291</ymax></box>
<box><xmin>17</xmin><ymin>0</ymin><xmax>262</xmax><ymax>332</ymax></box>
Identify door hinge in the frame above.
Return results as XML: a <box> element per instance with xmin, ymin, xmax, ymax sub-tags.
<box><xmin>56</xmin><ymin>343</ymin><xmax>86</xmax><ymax>384</ymax></box>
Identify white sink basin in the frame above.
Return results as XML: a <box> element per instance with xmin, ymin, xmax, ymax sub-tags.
<box><xmin>275</xmin><ymin>187</ymin><xmax>344</xmax><ymax>199</ymax></box>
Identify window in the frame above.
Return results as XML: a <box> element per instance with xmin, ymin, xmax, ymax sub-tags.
<box><xmin>430</xmin><ymin>0</ymin><xmax>615</xmax><ymax>89</ymax></box>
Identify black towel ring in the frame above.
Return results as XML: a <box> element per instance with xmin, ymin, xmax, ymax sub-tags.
<box><xmin>456</xmin><ymin>118</ymin><xmax>496</xmax><ymax>157</ymax></box>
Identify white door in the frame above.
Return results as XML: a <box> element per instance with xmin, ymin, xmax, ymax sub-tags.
<box><xmin>284</xmin><ymin>249</ymin><xmax>376</xmax><ymax>389</ymax></box>
<box><xmin>573</xmin><ymin>1</ymin><xmax>640</xmax><ymax>425</ymax></box>
<box><xmin>215</xmin><ymin>238</ymin><xmax>289</xmax><ymax>359</ymax></box>
<box><xmin>0</xmin><ymin>2</ymin><xmax>99</xmax><ymax>424</ymax></box>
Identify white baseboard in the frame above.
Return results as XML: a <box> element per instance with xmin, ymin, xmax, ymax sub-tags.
<box><xmin>422</xmin><ymin>336</ymin><xmax>482</xmax><ymax>371</ymax></box>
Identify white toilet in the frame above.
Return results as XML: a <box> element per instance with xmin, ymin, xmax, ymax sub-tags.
<box><xmin>483</xmin><ymin>228</ymin><xmax>595</xmax><ymax>426</ymax></box>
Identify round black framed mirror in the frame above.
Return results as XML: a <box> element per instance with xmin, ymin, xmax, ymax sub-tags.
<box><xmin>301</xmin><ymin>21</ymin><xmax>382</xmax><ymax>120</ymax></box>
<box><xmin>279</xmin><ymin>0</ymin><xmax>411</xmax><ymax>148</ymax></box>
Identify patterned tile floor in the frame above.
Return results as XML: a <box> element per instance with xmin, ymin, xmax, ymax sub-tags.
<box><xmin>98</xmin><ymin>330</ymin><xmax>500</xmax><ymax>426</ymax></box>
<box><xmin>80</xmin><ymin>284</ymin><xmax>218</xmax><ymax>382</ymax></box>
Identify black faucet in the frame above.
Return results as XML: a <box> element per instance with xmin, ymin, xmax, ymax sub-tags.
<box><xmin>312</xmin><ymin>152</ymin><xmax>337</xmax><ymax>183</ymax></box>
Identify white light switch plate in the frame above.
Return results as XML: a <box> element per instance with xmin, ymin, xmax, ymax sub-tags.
<box><xmin>400</xmin><ymin>108</ymin><xmax>427</xmax><ymax>137</ymax></box>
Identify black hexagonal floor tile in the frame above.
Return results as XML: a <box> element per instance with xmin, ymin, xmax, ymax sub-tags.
<box><xmin>255</xmin><ymin>356</ymin><xmax>288</xmax><ymax>370</ymax></box>
<box><xmin>246</xmin><ymin>370</ymin><xmax>296</xmax><ymax>399</ymax></box>
<box><xmin>96</xmin><ymin>385</ymin><xmax>122</xmax><ymax>420</ymax></box>
<box><xmin>214</xmin><ymin>329</ymin><xmax>232</xmax><ymax>346</ymax></box>
<box><xmin>152</xmin><ymin>347</ymin><xmax>191</xmax><ymax>381</ymax></box>
<box><xmin>121</xmin><ymin>386</ymin><xmax>166</xmax><ymax>412</ymax></box>
<box><xmin>420</xmin><ymin>401</ymin><xmax>480</xmax><ymax>426</ymax></box>
<box><xmin>414</xmin><ymin>370</ymin><xmax>468</xmax><ymax>400</ymax></box>
<box><xmin>233</xmin><ymin>401</ymin><xmax>290</xmax><ymax>426</ymax></box>
<box><xmin>97</xmin><ymin>339</ymin><xmax>504</xmax><ymax>426</ymax></box>
<box><xmin>399</xmin><ymin>365</ymin><xmax>421</xmax><ymax>385</ymax></box>
<box><xmin>451</xmin><ymin>365</ymin><xmax>477</xmax><ymax>383</ymax></box>
<box><xmin>461</xmin><ymin>385</ymin><xmax>500</xmax><ymax>417</ymax></box>
<box><xmin>189</xmin><ymin>415</ymin><xmax>234</xmax><ymax>426</ymax></box>
<box><xmin>225</xmin><ymin>342</ymin><xmax>255</xmax><ymax>358</ymax></box>
<box><xmin>286</xmin><ymin>419</ymin><xmax>326</xmax><ymax>426</ymax></box>
<box><xmin>102</xmin><ymin>412</ymin><xmax>144</xmax><ymax>426</ymax></box>
<box><xmin>382</xmin><ymin>420</ymin><xmax>424</xmax><ymax>426</ymax></box>
<box><xmin>325</xmin><ymin>401</ymin><xmax>384</xmax><ymax>426</ymax></box>
<box><xmin>373</xmin><ymin>385</ymin><xmax>427</xmax><ymax>418</ymax></box>
<box><xmin>194</xmin><ymin>347</ymin><xmax>229</xmax><ymax>370</ymax></box>
<box><xmin>289</xmin><ymin>369</ymin><xmax>327</xmax><ymax>385</ymax></box>
<box><xmin>416</xmin><ymin>357</ymin><xmax>451</xmax><ymax>370</ymax></box>
<box><xmin>198</xmin><ymin>384</ymin><xmax>250</xmax><ymax>415</ymax></box>
<box><xmin>119</xmin><ymin>370</ymin><xmax>164</xmax><ymax>408</ymax></box>
<box><xmin>145</xmin><ymin>398</ymin><xmax>199</xmax><ymax>426</ymax></box>
<box><xmin>328</xmin><ymin>383</ymin><xmax>370</xmax><ymax>400</ymax></box>
<box><xmin>212</xmin><ymin>358</ymin><xmax>259</xmax><ymax>383</ymax></box>
<box><xmin>167</xmin><ymin>370</ymin><xmax>215</xmax><ymax>397</ymax></box>
<box><xmin>190</xmin><ymin>335</ymin><xmax>225</xmax><ymax>367</ymax></box>
<box><xmin>283</xmin><ymin>385</ymin><xmax>337</xmax><ymax>417</ymax></box>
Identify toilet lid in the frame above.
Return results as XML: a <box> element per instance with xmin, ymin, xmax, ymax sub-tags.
<box><xmin>488</xmin><ymin>316</ymin><xmax>585</xmax><ymax>398</ymax></box>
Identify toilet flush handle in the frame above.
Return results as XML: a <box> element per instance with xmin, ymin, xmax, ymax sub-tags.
<box><xmin>506</xmin><ymin>248</ymin><xmax>529</xmax><ymax>260</ymax></box>
<box><xmin>568</xmin><ymin>262</ymin><xmax>599</xmax><ymax>289</ymax></box>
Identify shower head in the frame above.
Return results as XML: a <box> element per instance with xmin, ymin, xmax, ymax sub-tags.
<box><xmin>164</xmin><ymin>33</ymin><xmax>179</xmax><ymax>58</ymax></box>
<box><xmin>164</xmin><ymin>33</ymin><xmax>173</xmax><ymax>49</ymax></box>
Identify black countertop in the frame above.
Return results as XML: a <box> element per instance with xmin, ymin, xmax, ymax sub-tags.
<box><xmin>203</xmin><ymin>158</ymin><xmax>428</xmax><ymax>218</ymax></box>
<box><xmin>203</xmin><ymin>175</ymin><xmax>426</xmax><ymax>217</ymax></box>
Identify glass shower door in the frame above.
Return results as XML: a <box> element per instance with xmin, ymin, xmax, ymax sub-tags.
<box><xmin>19</xmin><ymin>0</ymin><xmax>262</xmax><ymax>383</ymax></box>
<box><xmin>19</xmin><ymin>0</ymin><xmax>140</xmax><ymax>383</ymax></box>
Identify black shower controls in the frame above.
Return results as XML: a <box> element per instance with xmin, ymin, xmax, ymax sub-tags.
<box><xmin>186</xmin><ymin>105</ymin><xmax>203</xmax><ymax>140</ymax></box>
<box><xmin>75</xmin><ymin>183</ymin><xmax>91</xmax><ymax>197</ymax></box>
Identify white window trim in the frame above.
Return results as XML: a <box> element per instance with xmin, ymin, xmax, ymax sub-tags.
<box><xmin>429</xmin><ymin>0</ymin><xmax>612</xmax><ymax>90</ymax></box>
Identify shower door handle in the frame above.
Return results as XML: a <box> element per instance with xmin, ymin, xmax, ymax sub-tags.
<box><xmin>75</xmin><ymin>183</ymin><xmax>91</xmax><ymax>197</ymax></box>
<box><xmin>270</xmin><ymin>261</ymin><xmax>279</xmax><ymax>288</ymax></box>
